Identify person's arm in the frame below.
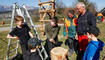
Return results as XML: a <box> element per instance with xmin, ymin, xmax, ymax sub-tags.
<box><xmin>89</xmin><ymin>12</ymin><xmax>96</xmax><ymax>27</ymax></box>
<box><xmin>45</xmin><ymin>24</ymin><xmax>51</xmax><ymax>39</ymax></box>
<box><xmin>63</xmin><ymin>19</ymin><xmax>67</xmax><ymax>38</ymax></box>
<box><xmin>49</xmin><ymin>27</ymin><xmax>60</xmax><ymax>43</ymax></box>
<box><xmin>84</xmin><ymin>44</ymin><xmax>97</xmax><ymax>60</ymax></box>
<box><xmin>29</xmin><ymin>31</ymin><xmax>34</xmax><ymax>38</ymax></box>
<box><xmin>51</xmin><ymin>27</ymin><xmax>60</xmax><ymax>39</ymax></box>
<box><xmin>25</xmin><ymin>24</ymin><xmax>34</xmax><ymax>38</ymax></box>
<box><xmin>75</xmin><ymin>17</ymin><xmax>78</xmax><ymax>40</ymax></box>
<box><xmin>7</xmin><ymin>28</ymin><xmax>18</xmax><ymax>39</ymax></box>
<box><xmin>75</xmin><ymin>33</ymin><xmax>78</xmax><ymax>40</ymax></box>
<box><xmin>7</xmin><ymin>34</ymin><xmax>19</xmax><ymax>39</ymax></box>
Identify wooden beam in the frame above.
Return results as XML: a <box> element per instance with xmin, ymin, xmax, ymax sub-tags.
<box><xmin>38</xmin><ymin>0</ymin><xmax>55</xmax><ymax>36</ymax></box>
<box><xmin>52</xmin><ymin>0</ymin><xmax>55</xmax><ymax>17</ymax></box>
<box><xmin>39</xmin><ymin>0</ymin><xmax>44</xmax><ymax>35</ymax></box>
<box><xmin>42</xmin><ymin>5</ymin><xmax>51</xmax><ymax>19</ymax></box>
<box><xmin>39</xmin><ymin>1</ymin><xmax>54</xmax><ymax>5</ymax></box>
<box><xmin>39</xmin><ymin>10</ymin><xmax>55</xmax><ymax>13</ymax></box>
<box><xmin>39</xmin><ymin>3</ymin><xmax>52</xmax><ymax>6</ymax></box>
<box><xmin>42</xmin><ymin>4</ymin><xmax>50</xmax><ymax>20</ymax></box>
<box><xmin>39</xmin><ymin>20</ymin><xmax>51</xmax><ymax>22</ymax></box>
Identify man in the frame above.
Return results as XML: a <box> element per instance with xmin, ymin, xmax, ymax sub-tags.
<box><xmin>63</xmin><ymin>10</ymin><xmax>78</xmax><ymax>56</ymax></box>
<box><xmin>76</xmin><ymin>2</ymin><xmax>96</xmax><ymax>59</ymax></box>
<box><xmin>45</xmin><ymin>17</ymin><xmax>60</xmax><ymax>59</ymax></box>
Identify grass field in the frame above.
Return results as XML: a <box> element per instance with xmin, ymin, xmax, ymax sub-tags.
<box><xmin>0</xmin><ymin>22</ymin><xmax>105</xmax><ymax>60</ymax></box>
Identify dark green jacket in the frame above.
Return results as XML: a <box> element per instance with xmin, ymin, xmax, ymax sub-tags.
<box><xmin>45</xmin><ymin>23</ymin><xmax>60</xmax><ymax>41</ymax></box>
<box><xmin>63</xmin><ymin>15</ymin><xmax>77</xmax><ymax>38</ymax></box>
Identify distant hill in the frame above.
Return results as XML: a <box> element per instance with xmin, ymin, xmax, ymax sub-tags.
<box><xmin>0</xmin><ymin>5</ymin><xmax>39</xmax><ymax>12</ymax></box>
<box><xmin>0</xmin><ymin>5</ymin><xmax>12</xmax><ymax>12</ymax></box>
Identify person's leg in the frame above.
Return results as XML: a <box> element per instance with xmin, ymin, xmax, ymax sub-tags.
<box><xmin>46</xmin><ymin>39</ymin><xmax>55</xmax><ymax>60</ymax></box>
<box><xmin>68</xmin><ymin>38</ymin><xmax>74</xmax><ymax>56</ymax></box>
<box><xmin>21</xmin><ymin>44</ymin><xmax>30</xmax><ymax>60</ymax></box>
<box><xmin>72</xmin><ymin>39</ymin><xmax>82</xmax><ymax>60</ymax></box>
<box><xmin>73</xmin><ymin>39</ymin><xmax>79</xmax><ymax>55</ymax></box>
<box><xmin>46</xmin><ymin>39</ymin><xmax>54</xmax><ymax>55</ymax></box>
<box><xmin>78</xmin><ymin>35</ymin><xmax>88</xmax><ymax>60</ymax></box>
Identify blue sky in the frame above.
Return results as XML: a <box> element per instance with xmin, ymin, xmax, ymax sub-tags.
<box><xmin>0</xmin><ymin>0</ymin><xmax>105</xmax><ymax>11</ymax></box>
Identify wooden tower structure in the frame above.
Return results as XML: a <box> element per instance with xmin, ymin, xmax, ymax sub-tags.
<box><xmin>39</xmin><ymin>0</ymin><xmax>55</xmax><ymax>35</ymax></box>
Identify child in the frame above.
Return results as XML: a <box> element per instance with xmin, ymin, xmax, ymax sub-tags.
<box><xmin>28</xmin><ymin>38</ymin><xmax>42</xmax><ymax>60</ymax></box>
<box><xmin>7</xmin><ymin>16</ymin><xmax>34</xmax><ymax>60</ymax></box>
<box><xmin>83</xmin><ymin>26</ymin><xmax>104</xmax><ymax>60</ymax></box>
<box><xmin>45</xmin><ymin>17</ymin><xmax>60</xmax><ymax>60</ymax></box>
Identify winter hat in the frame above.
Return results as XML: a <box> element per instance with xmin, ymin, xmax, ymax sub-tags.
<box><xmin>28</xmin><ymin>38</ymin><xmax>42</xmax><ymax>49</ymax></box>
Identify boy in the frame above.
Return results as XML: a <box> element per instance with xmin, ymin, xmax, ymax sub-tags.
<box><xmin>7</xmin><ymin>16</ymin><xmax>34</xmax><ymax>60</ymax></box>
<box><xmin>28</xmin><ymin>38</ymin><xmax>42</xmax><ymax>60</ymax></box>
<box><xmin>83</xmin><ymin>26</ymin><xmax>104</xmax><ymax>60</ymax></box>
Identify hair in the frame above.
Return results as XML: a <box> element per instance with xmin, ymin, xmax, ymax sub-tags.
<box><xmin>51</xmin><ymin>17</ymin><xmax>58</xmax><ymax>23</ymax></box>
<box><xmin>15</xmin><ymin>15</ymin><xmax>24</xmax><ymax>22</ymax></box>
<box><xmin>87</xmin><ymin>26</ymin><xmax>100</xmax><ymax>37</ymax></box>
<box><xmin>68</xmin><ymin>9</ymin><xmax>75</xmax><ymax>15</ymax></box>
<box><xmin>76</xmin><ymin>2</ymin><xmax>85</xmax><ymax>8</ymax></box>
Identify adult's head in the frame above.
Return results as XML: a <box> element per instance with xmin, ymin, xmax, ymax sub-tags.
<box><xmin>51</xmin><ymin>17</ymin><xmax>58</xmax><ymax>26</ymax></box>
<box><xmin>68</xmin><ymin>9</ymin><xmax>75</xmax><ymax>18</ymax></box>
<box><xmin>15</xmin><ymin>15</ymin><xmax>24</xmax><ymax>27</ymax></box>
<box><xmin>76</xmin><ymin>2</ymin><xmax>86</xmax><ymax>14</ymax></box>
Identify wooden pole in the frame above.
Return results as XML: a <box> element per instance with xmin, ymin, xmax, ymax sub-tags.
<box><xmin>52</xmin><ymin>0</ymin><xmax>55</xmax><ymax>17</ymax></box>
<box><xmin>39</xmin><ymin>0</ymin><xmax>44</xmax><ymax>35</ymax></box>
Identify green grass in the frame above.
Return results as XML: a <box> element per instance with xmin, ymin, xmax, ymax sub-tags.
<box><xmin>0</xmin><ymin>22</ymin><xmax>105</xmax><ymax>60</ymax></box>
<box><xmin>97</xmin><ymin>22</ymin><xmax>105</xmax><ymax>60</ymax></box>
<box><xmin>0</xmin><ymin>31</ymin><xmax>9</xmax><ymax>60</ymax></box>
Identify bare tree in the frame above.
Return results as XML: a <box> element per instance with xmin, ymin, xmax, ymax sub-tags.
<box><xmin>55</xmin><ymin>0</ymin><xmax>66</xmax><ymax>18</ymax></box>
<box><xmin>87</xmin><ymin>2</ymin><xmax>97</xmax><ymax>14</ymax></box>
<box><xmin>101</xmin><ymin>8</ymin><xmax>105</xmax><ymax>16</ymax></box>
<box><xmin>78</xmin><ymin>0</ymin><xmax>89</xmax><ymax>7</ymax></box>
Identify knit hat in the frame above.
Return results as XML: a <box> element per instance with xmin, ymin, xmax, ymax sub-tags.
<box><xmin>28</xmin><ymin>38</ymin><xmax>42</xmax><ymax>49</ymax></box>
